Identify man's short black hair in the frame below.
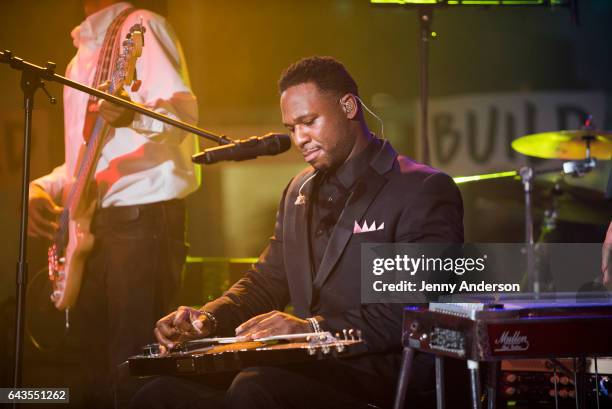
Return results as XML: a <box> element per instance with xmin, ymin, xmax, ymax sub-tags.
<box><xmin>278</xmin><ymin>56</ymin><xmax>359</xmax><ymax>97</ymax></box>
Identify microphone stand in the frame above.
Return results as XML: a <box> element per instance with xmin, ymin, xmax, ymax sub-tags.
<box><xmin>0</xmin><ymin>49</ymin><xmax>232</xmax><ymax>398</ymax></box>
<box><xmin>418</xmin><ymin>7</ymin><xmax>433</xmax><ymax>166</ymax></box>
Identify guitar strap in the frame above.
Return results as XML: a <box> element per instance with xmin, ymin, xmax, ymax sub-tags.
<box><xmin>82</xmin><ymin>7</ymin><xmax>136</xmax><ymax>142</ymax></box>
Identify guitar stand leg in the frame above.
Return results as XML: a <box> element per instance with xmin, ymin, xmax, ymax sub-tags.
<box><xmin>435</xmin><ymin>356</ymin><xmax>445</xmax><ymax>409</ymax></box>
<box><xmin>553</xmin><ymin>364</ymin><xmax>559</xmax><ymax>409</ymax></box>
<box><xmin>393</xmin><ymin>347</ymin><xmax>415</xmax><ymax>409</ymax></box>
<box><xmin>594</xmin><ymin>357</ymin><xmax>601</xmax><ymax>409</ymax></box>
<box><xmin>467</xmin><ymin>360</ymin><xmax>482</xmax><ymax>409</ymax></box>
<box><xmin>486</xmin><ymin>362</ymin><xmax>499</xmax><ymax>409</ymax></box>
<box><xmin>576</xmin><ymin>357</ymin><xmax>587</xmax><ymax>409</ymax></box>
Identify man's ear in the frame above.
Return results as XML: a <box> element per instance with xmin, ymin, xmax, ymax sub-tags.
<box><xmin>339</xmin><ymin>94</ymin><xmax>358</xmax><ymax>119</ymax></box>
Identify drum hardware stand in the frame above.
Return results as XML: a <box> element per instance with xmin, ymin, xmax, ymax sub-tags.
<box><xmin>519</xmin><ymin>166</ymin><xmax>540</xmax><ymax>295</ymax></box>
<box><xmin>519</xmin><ymin>129</ymin><xmax>598</xmax><ymax>295</ymax></box>
<box><xmin>534</xmin><ymin>182</ymin><xmax>561</xmax><ymax>293</ymax></box>
<box><xmin>562</xmin><ymin>131</ymin><xmax>597</xmax><ymax>176</ymax></box>
<box><xmin>563</xmin><ymin>157</ymin><xmax>597</xmax><ymax>176</ymax></box>
<box><xmin>563</xmin><ymin>118</ymin><xmax>598</xmax><ymax>175</ymax></box>
<box><xmin>0</xmin><ymin>49</ymin><xmax>235</xmax><ymax>398</ymax></box>
<box><xmin>538</xmin><ymin>182</ymin><xmax>562</xmax><ymax>241</ymax></box>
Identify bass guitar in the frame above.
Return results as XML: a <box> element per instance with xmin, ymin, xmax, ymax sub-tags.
<box><xmin>48</xmin><ymin>23</ymin><xmax>144</xmax><ymax>310</ymax></box>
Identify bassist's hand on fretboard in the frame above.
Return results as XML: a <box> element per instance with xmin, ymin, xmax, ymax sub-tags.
<box><xmin>28</xmin><ymin>184</ymin><xmax>63</xmax><ymax>241</ymax></box>
<box><xmin>97</xmin><ymin>81</ymin><xmax>136</xmax><ymax>128</ymax></box>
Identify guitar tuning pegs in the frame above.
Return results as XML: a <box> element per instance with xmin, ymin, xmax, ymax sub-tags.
<box><xmin>356</xmin><ymin>329</ymin><xmax>362</xmax><ymax>341</ymax></box>
<box><xmin>348</xmin><ymin>329</ymin><xmax>355</xmax><ymax>341</ymax></box>
<box><xmin>131</xmin><ymin>21</ymin><xmax>146</xmax><ymax>34</ymax></box>
<box><xmin>342</xmin><ymin>329</ymin><xmax>348</xmax><ymax>340</ymax></box>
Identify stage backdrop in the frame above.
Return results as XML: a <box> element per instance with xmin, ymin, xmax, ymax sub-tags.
<box><xmin>1</xmin><ymin>0</ymin><xmax>611</xmax><ymax>303</ymax></box>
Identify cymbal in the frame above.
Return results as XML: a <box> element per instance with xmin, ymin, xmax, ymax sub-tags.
<box><xmin>512</xmin><ymin>130</ymin><xmax>612</xmax><ymax>160</ymax></box>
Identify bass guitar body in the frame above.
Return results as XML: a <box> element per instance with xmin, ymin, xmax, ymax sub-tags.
<box><xmin>48</xmin><ymin>198</ymin><xmax>96</xmax><ymax>310</ymax></box>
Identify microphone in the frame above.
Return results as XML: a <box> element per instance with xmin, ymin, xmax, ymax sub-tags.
<box><xmin>192</xmin><ymin>133</ymin><xmax>292</xmax><ymax>165</ymax></box>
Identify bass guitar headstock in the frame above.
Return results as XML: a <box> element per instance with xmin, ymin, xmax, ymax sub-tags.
<box><xmin>110</xmin><ymin>21</ymin><xmax>145</xmax><ymax>95</ymax></box>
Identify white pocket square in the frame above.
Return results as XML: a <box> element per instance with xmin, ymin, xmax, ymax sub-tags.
<box><xmin>353</xmin><ymin>220</ymin><xmax>384</xmax><ymax>234</ymax></box>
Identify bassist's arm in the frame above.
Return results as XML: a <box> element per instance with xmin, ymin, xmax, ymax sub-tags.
<box><xmin>31</xmin><ymin>163</ymin><xmax>67</xmax><ymax>205</ymax></box>
<box><xmin>29</xmin><ymin>163</ymin><xmax>66</xmax><ymax>240</ymax></box>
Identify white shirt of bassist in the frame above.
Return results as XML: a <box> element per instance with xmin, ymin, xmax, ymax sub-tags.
<box><xmin>32</xmin><ymin>1</ymin><xmax>199</xmax><ymax>210</ymax></box>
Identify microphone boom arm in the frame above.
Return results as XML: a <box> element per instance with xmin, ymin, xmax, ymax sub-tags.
<box><xmin>0</xmin><ymin>50</ymin><xmax>232</xmax><ymax>146</ymax></box>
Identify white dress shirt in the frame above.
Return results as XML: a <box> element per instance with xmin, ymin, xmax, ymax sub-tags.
<box><xmin>33</xmin><ymin>2</ymin><xmax>200</xmax><ymax>207</ymax></box>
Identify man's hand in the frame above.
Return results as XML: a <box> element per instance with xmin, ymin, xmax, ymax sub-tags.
<box><xmin>98</xmin><ymin>83</ymin><xmax>135</xmax><ymax>128</ymax></box>
<box><xmin>602</xmin><ymin>221</ymin><xmax>612</xmax><ymax>290</ymax></box>
<box><xmin>154</xmin><ymin>306</ymin><xmax>212</xmax><ymax>353</ymax></box>
<box><xmin>28</xmin><ymin>184</ymin><xmax>63</xmax><ymax>240</ymax></box>
<box><xmin>235</xmin><ymin>310</ymin><xmax>311</xmax><ymax>339</ymax></box>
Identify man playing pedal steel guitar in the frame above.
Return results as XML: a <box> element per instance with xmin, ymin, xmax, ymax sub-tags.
<box><xmin>27</xmin><ymin>0</ymin><xmax>199</xmax><ymax>407</ymax></box>
<box><xmin>135</xmin><ymin>56</ymin><xmax>464</xmax><ymax>409</ymax></box>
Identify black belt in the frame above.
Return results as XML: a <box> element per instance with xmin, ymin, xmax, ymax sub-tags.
<box><xmin>93</xmin><ymin>199</ymin><xmax>185</xmax><ymax>226</ymax></box>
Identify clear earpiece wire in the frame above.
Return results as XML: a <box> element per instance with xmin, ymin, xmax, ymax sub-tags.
<box><xmin>354</xmin><ymin>95</ymin><xmax>385</xmax><ymax>140</ymax></box>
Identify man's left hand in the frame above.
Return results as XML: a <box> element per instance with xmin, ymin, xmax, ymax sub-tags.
<box><xmin>235</xmin><ymin>310</ymin><xmax>311</xmax><ymax>339</ymax></box>
<box><xmin>98</xmin><ymin>83</ymin><xmax>135</xmax><ymax>128</ymax></box>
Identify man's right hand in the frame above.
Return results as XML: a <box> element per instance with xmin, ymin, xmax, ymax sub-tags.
<box><xmin>28</xmin><ymin>184</ymin><xmax>63</xmax><ymax>240</ymax></box>
<box><xmin>154</xmin><ymin>306</ymin><xmax>212</xmax><ymax>353</ymax></box>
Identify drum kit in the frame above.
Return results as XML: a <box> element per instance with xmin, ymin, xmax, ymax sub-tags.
<box><xmin>459</xmin><ymin>117</ymin><xmax>612</xmax><ymax>293</ymax></box>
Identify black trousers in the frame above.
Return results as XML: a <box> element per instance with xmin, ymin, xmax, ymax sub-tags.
<box><xmin>73</xmin><ymin>199</ymin><xmax>187</xmax><ymax>409</ymax></box>
<box><xmin>131</xmin><ymin>361</ymin><xmax>395</xmax><ymax>409</ymax></box>
<box><xmin>129</xmin><ymin>353</ymin><xmax>456</xmax><ymax>409</ymax></box>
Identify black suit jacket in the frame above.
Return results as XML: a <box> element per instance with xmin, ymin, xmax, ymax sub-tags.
<box><xmin>205</xmin><ymin>139</ymin><xmax>463</xmax><ymax>383</ymax></box>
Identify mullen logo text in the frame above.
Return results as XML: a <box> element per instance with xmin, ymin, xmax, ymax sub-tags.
<box><xmin>493</xmin><ymin>330</ymin><xmax>530</xmax><ymax>352</ymax></box>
